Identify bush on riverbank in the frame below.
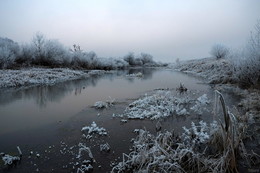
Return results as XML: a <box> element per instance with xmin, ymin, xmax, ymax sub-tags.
<box><xmin>229</xmin><ymin>20</ymin><xmax>260</xmax><ymax>88</ymax></box>
<box><xmin>0</xmin><ymin>33</ymin><xmax>162</xmax><ymax>70</ymax></box>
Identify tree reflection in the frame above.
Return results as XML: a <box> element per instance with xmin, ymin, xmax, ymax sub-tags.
<box><xmin>0</xmin><ymin>68</ymin><xmax>158</xmax><ymax>107</ymax></box>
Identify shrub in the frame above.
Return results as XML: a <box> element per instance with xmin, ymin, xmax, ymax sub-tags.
<box><xmin>0</xmin><ymin>37</ymin><xmax>19</xmax><ymax>69</ymax></box>
<box><xmin>123</xmin><ymin>52</ymin><xmax>157</xmax><ymax>66</ymax></box>
<box><xmin>229</xmin><ymin>20</ymin><xmax>260</xmax><ymax>88</ymax></box>
<box><xmin>0</xmin><ymin>33</ymin><xmax>160</xmax><ymax>69</ymax></box>
<box><xmin>140</xmin><ymin>53</ymin><xmax>155</xmax><ymax>65</ymax></box>
<box><xmin>123</xmin><ymin>52</ymin><xmax>135</xmax><ymax>66</ymax></box>
<box><xmin>210</xmin><ymin>44</ymin><xmax>229</xmax><ymax>59</ymax></box>
<box><xmin>15</xmin><ymin>44</ymin><xmax>34</xmax><ymax>66</ymax></box>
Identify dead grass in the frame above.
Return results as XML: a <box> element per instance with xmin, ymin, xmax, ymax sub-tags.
<box><xmin>111</xmin><ymin>90</ymin><xmax>254</xmax><ymax>173</ymax></box>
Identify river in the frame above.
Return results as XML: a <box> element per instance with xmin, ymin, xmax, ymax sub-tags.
<box><xmin>1</xmin><ymin>68</ymin><xmax>231</xmax><ymax>172</ymax></box>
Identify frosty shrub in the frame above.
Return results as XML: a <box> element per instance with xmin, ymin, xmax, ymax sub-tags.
<box><xmin>123</xmin><ymin>52</ymin><xmax>157</xmax><ymax>66</ymax></box>
<box><xmin>210</xmin><ymin>44</ymin><xmax>229</xmax><ymax>59</ymax></box>
<box><xmin>31</xmin><ymin>33</ymin><xmax>71</xmax><ymax>67</ymax></box>
<box><xmin>0</xmin><ymin>37</ymin><xmax>20</xmax><ymax>69</ymax></box>
<box><xmin>140</xmin><ymin>53</ymin><xmax>157</xmax><ymax>66</ymax></box>
<box><xmin>70</xmin><ymin>47</ymin><xmax>98</xmax><ymax>69</ymax></box>
<box><xmin>229</xmin><ymin>20</ymin><xmax>260</xmax><ymax>88</ymax></box>
<box><xmin>0</xmin><ymin>33</ymin><xmax>160</xmax><ymax>69</ymax></box>
<box><xmin>15</xmin><ymin>44</ymin><xmax>34</xmax><ymax>66</ymax></box>
<box><xmin>43</xmin><ymin>39</ymin><xmax>70</xmax><ymax>67</ymax></box>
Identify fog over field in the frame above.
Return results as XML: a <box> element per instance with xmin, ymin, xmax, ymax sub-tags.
<box><xmin>1</xmin><ymin>0</ymin><xmax>259</xmax><ymax>61</ymax></box>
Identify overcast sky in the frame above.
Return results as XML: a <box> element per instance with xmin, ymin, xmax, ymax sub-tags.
<box><xmin>0</xmin><ymin>0</ymin><xmax>259</xmax><ymax>62</ymax></box>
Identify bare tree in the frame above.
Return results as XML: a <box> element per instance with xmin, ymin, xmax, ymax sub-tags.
<box><xmin>210</xmin><ymin>44</ymin><xmax>229</xmax><ymax>59</ymax></box>
<box><xmin>32</xmin><ymin>32</ymin><xmax>45</xmax><ymax>60</ymax></box>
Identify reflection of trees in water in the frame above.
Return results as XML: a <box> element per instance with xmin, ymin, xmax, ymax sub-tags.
<box><xmin>0</xmin><ymin>68</ymin><xmax>158</xmax><ymax>107</ymax></box>
<box><xmin>0</xmin><ymin>73</ymin><xmax>109</xmax><ymax>107</ymax></box>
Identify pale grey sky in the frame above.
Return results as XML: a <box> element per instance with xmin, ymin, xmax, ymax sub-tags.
<box><xmin>0</xmin><ymin>0</ymin><xmax>259</xmax><ymax>62</ymax></box>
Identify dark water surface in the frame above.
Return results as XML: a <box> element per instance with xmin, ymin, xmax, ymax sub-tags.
<box><xmin>0</xmin><ymin>68</ymin><xmax>220</xmax><ymax>172</ymax></box>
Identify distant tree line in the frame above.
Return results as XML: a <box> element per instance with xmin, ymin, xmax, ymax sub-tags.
<box><xmin>0</xmin><ymin>33</ymin><xmax>165</xmax><ymax>70</ymax></box>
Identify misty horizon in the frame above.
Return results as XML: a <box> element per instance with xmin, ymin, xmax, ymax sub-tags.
<box><xmin>1</xmin><ymin>0</ymin><xmax>260</xmax><ymax>62</ymax></box>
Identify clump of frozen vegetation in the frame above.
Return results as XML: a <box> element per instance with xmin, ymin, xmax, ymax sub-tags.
<box><xmin>115</xmin><ymin>90</ymin><xmax>210</xmax><ymax>120</ymax></box>
<box><xmin>76</xmin><ymin>143</ymin><xmax>94</xmax><ymax>173</ymax></box>
<box><xmin>111</xmin><ymin>91</ymin><xmax>253</xmax><ymax>172</ymax></box>
<box><xmin>1</xmin><ymin>154</ymin><xmax>20</xmax><ymax>166</ymax></box>
<box><xmin>111</xmin><ymin>121</ymin><xmax>219</xmax><ymax>172</ymax></box>
<box><xmin>93</xmin><ymin>97</ymin><xmax>115</xmax><ymax>109</ymax></box>
<box><xmin>176</xmin><ymin>83</ymin><xmax>187</xmax><ymax>93</ymax></box>
<box><xmin>81</xmin><ymin>122</ymin><xmax>107</xmax><ymax>140</ymax></box>
<box><xmin>93</xmin><ymin>101</ymin><xmax>109</xmax><ymax>109</ymax></box>
<box><xmin>182</xmin><ymin>120</ymin><xmax>218</xmax><ymax>145</ymax></box>
<box><xmin>76</xmin><ymin>143</ymin><xmax>94</xmax><ymax>160</ymax></box>
<box><xmin>1</xmin><ymin>146</ymin><xmax>22</xmax><ymax>167</ymax></box>
<box><xmin>100</xmin><ymin>143</ymin><xmax>111</xmax><ymax>152</ymax></box>
<box><xmin>0</xmin><ymin>68</ymin><xmax>90</xmax><ymax>88</ymax></box>
<box><xmin>125</xmin><ymin>72</ymin><xmax>143</xmax><ymax>78</ymax></box>
<box><xmin>191</xmin><ymin>94</ymin><xmax>210</xmax><ymax>115</ymax></box>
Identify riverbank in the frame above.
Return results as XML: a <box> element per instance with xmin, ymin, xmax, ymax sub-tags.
<box><xmin>0</xmin><ymin>68</ymin><xmax>111</xmax><ymax>88</ymax></box>
<box><xmin>174</xmin><ymin>57</ymin><xmax>260</xmax><ymax>171</ymax></box>
<box><xmin>174</xmin><ymin>57</ymin><xmax>259</xmax><ymax>122</ymax></box>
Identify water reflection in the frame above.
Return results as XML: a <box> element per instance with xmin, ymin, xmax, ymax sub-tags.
<box><xmin>0</xmin><ymin>68</ymin><xmax>208</xmax><ymax>135</ymax></box>
<box><xmin>0</xmin><ymin>68</ymin><xmax>158</xmax><ymax>108</ymax></box>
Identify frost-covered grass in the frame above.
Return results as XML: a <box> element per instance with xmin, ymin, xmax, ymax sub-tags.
<box><xmin>93</xmin><ymin>97</ymin><xmax>115</xmax><ymax>109</ymax></box>
<box><xmin>174</xmin><ymin>57</ymin><xmax>235</xmax><ymax>85</ymax></box>
<box><xmin>1</xmin><ymin>146</ymin><xmax>22</xmax><ymax>167</ymax></box>
<box><xmin>114</xmin><ymin>90</ymin><xmax>210</xmax><ymax>120</ymax></box>
<box><xmin>1</xmin><ymin>154</ymin><xmax>20</xmax><ymax>166</ymax></box>
<box><xmin>111</xmin><ymin>91</ymin><xmax>252</xmax><ymax>173</ymax></box>
<box><xmin>81</xmin><ymin>121</ymin><xmax>108</xmax><ymax>140</ymax></box>
<box><xmin>0</xmin><ymin>68</ymin><xmax>111</xmax><ymax>88</ymax></box>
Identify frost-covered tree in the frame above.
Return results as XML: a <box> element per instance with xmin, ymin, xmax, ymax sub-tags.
<box><xmin>0</xmin><ymin>37</ymin><xmax>20</xmax><ymax>69</ymax></box>
<box><xmin>43</xmin><ymin>39</ymin><xmax>70</xmax><ymax>67</ymax></box>
<box><xmin>210</xmin><ymin>44</ymin><xmax>229</xmax><ymax>59</ymax></box>
<box><xmin>31</xmin><ymin>33</ymin><xmax>71</xmax><ymax>67</ymax></box>
<box><xmin>123</xmin><ymin>52</ymin><xmax>135</xmax><ymax>66</ymax></box>
<box><xmin>15</xmin><ymin>44</ymin><xmax>34</xmax><ymax>66</ymax></box>
<box><xmin>31</xmin><ymin>32</ymin><xmax>47</xmax><ymax>65</ymax></box>
<box><xmin>123</xmin><ymin>52</ymin><xmax>156</xmax><ymax>66</ymax></box>
<box><xmin>140</xmin><ymin>53</ymin><xmax>154</xmax><ymax>64</ymax></box>
<box><xmin>229</xmin><ymin>20</ymin><xmax>260</xmax><ymax>87</ymax></box>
